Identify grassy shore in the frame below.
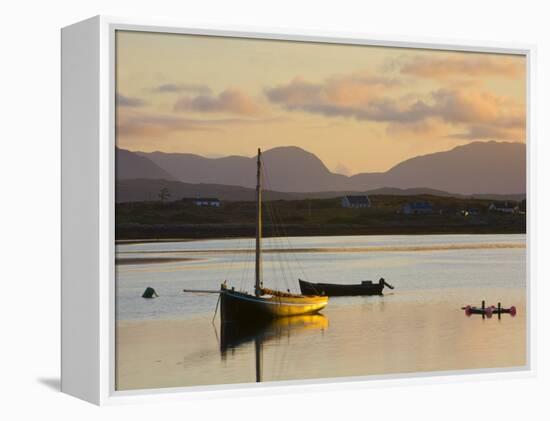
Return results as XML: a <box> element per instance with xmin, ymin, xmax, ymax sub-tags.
<box><xmin>116</xmin><ymin>195</ymin><xmax>526</xmax><ymax>240</ymax></box>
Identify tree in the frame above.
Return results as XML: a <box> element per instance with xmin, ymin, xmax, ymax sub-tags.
<box><xmin>158</xmin><ymin>187</ymin><xmax>171</xmax><ymax>203</ymax></box>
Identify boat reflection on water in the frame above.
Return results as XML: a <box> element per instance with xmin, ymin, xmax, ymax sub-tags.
<box><xmin>219</xmin><ymin>314</ymin><xmax>329</xmax><ymax>382</ymax></box>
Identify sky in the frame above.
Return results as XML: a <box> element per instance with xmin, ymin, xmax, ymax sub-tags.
<box><xmin>116</xmin><ymin>30</ymin><xmax>526</xmax><ymax>175</ymax></box>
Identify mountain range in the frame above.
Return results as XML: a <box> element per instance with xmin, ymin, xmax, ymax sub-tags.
<box><xmin>116</xmin><ymin>141</ymin><xmax>526</xmax><ymax>199</ymax></box>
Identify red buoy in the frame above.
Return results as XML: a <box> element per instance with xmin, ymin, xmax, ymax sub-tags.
<box><xmin>485</xmin><ymin>307</ymin><xmax>493</xmax><ymax>318</ymax></box>
<box><xmin>465</xmin><ymin>305</ymin><xmax>472</xmax><ymax>316</ymax></box>
<box><xmin>510</xmin><ymin>306</ymin><xmax>517</xmax><ymax>317</ymax></box>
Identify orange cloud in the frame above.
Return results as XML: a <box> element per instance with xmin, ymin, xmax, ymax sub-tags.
<box><xmin>265</xmin><ymin>73</ymin><xmax>400</xmax><ymax>112</ymax></box>
<box><xmin>116</xmin><ymin>109</ymin><xmax>219</xmax><ymax>138</ymax></box>
<box><xmin>152</xmin><ymin>83</ymin><xmax>211</xmax><ymax>94</ymax></box>
<box><xmin>450</xmin><ymin>124</ymin><xmax>525</xmax><ymax>141</ymax></box>
<box><xmin>386</xmin><ymin>118</ymin><xmax>450</xmax><ymax>138</ymax></box>
<box><xmin>325</xmin><ymin>73</ymin><xmax>401</xmax><ymax>106</ymax></box>
<box><xmin>174</xmin><ymin>89</ymin><xmax>262</xmax><ymax>116</ymax></box>
<box><xmin>116</xmin><ymin>93</ymin><xmax>147</xmax><ymax>107</ymax></box>
<box><xmin>430</xmin><ymin>88</ymin><xmax>523</xmax><ymax>125</ymax></box>
<box><xmin>265</xmin><ymin>71</ymin><xmax>525</xmax><ymax>142</ymax></box>
<box><xmin>116</xmin><ymin>108</ymin><xmax>285</xmax><ymax>139</ymax></box>
<box><xmin>384</xmin><ymin>88</ymin><xmax>525</xmax><ymax>141</ymax></box>
<box><xmin>396</xmin><ymin>54</ymin><xmax>523</xmax><ymax>79</ymax></box>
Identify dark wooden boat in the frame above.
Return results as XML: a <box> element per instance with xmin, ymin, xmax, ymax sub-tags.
<box><xmin>299</xmin><ymin>278</ymin><xmax>394</xmax><ymax>296</ymax></box>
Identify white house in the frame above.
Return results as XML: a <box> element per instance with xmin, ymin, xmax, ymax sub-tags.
<box><xmin>192</xmin><ymin>198</ymin><xmax>221</xmax><ymax>207</ymax></box>
<box><xmin>341</xmin><ymin>195</ymin><xmax>371</xmax><ymax>208</ymax></box>
<box><xmin>488</xmin><ymin>201</ymin><xmax>517</xmax><ymax>214</ymax></box>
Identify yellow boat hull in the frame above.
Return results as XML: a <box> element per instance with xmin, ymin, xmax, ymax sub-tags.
<box><xmin>220</xmin><ymin>287</ymin><xmax>328</xmax><ymax>322</ymax></box>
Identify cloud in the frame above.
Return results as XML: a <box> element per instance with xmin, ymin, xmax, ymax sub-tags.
<box><xmin>424</xmin><ymin>89</ymin><xmax>525</xmax><ymax>131</ymax></box>
<box><xmin>373</xmin><ymin>88</ymin><xmax>524</xmax><ymax>139</ymax></box>
<box><xmin>116</xmin><ymin>93</ymin><xmax>147</xmax><ymax>107</ymax></box>
<box><xmin>450</xmin><ymin>124</ymin><xmax>525</xmax><ymax>141</ymax></box>
<box><xmin>152</xmin><ymin>83</ymin><xmax>212</xmax><ymax>94</ymax></box>
<box><xmin>117</xmin><ymin>109</ymin><xmax>284</xmax><ymax>138</ymax></box>
<box><xmin>117</xmin><ymin>110</ymin><xmax>218</xmax><ymax>137</ymax></box>
<box><xmin>174</xmin><ymin>89</ymin><xmax>263</xmax><ymax>116</ymax></box>
<box><xmin>265</xmin><ymin>78</ymin><xmax>323</xmax><ymax>108</ymax></box>
<box><xmin>385</xmin><ymin>118</ymin><xmax>449</xmax><ymax>137</ymax></box>
<box><xmin>388</xmin><ymin>89</ymin><xmax>524</xmax><ymax>141</ymax></box>
<box><xmin>266</xmin><ymin>76</ymin><xmax>425</xmax><ymax>122</ymax></box>
<box><xmin>394</xmin><ymin>54</ymin><xmax>524</xmax><ymax>79</ymax></box>
<box><xmin>265</xmin><ymin>73</ymin><xmax>400</xmax><ymax>113</ymax></box>
<box><xmin>265</xmin><ymin>72</ymin><xmax>525</xmax><ymax>141</ymax></box>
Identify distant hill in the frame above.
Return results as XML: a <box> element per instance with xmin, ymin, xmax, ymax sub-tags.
<box><xmin>116</xmin><ymin>179</ymin><xmax>525</xmax><ymax>203</ymax></box>
<box><xmin>116</xmin><ymin>147</ymin><xmax>176</xmax><ymax>181</ymax></box>
<box><xmin>118</xmin><ymin>141</ymin><xmax>525</xmax><ymax>195</ymax></box>
<box><xmin>137</xmin><ymin>146</ymin><xmax>349</xmax><ymax>192</ymax></box>
<box><xmin>348</xmin><ymin>141</ymin><xmax>526</xmax><ymax>195</ymax></box>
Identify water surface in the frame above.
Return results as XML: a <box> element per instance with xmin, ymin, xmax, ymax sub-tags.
<box><xmin>115</xmin><ymin>234</ymin><xmax>526</xmax><ymax>390</ymax></box>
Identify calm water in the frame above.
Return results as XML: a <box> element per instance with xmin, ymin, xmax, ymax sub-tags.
<box><xmin>116</xmin><ymin>234</ymin><xmax>526</xmax><ymax>320</ymax></box>
<box><xmin>115</xmin><ymin>234</ymin><xmax>527</xmax><ymax>389</ymax></box>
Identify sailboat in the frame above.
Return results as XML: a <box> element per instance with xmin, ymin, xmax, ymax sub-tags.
<box><xmin>219</xmin><ymin>149</ymin><xmax>328</xmax><ymax>323</ymax></box>
<box><xmin>186</xmin><ymin>148</ymin><xmax>328</xmax><ymax>323</ymax></box>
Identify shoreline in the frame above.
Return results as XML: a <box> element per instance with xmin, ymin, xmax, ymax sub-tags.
<box><xmin>116</xmin><ymin>224</ymin><xmax>526</xmax><ymax>242</ymax></box>
<box><xmin>115</xmin><ymin>231</ymin><xmax>526</xmax><ymax>246</ymax></box>
<box><xmin>116</xmin><ymin>242</ymin><xmax>526</xmax><ymax>256</ymax></box>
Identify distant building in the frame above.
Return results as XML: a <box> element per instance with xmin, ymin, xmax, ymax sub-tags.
<box><xmin>402</xmin><ymin>201</ymin><xmax>433</xmax><ymax>215</ymax></box>
<box><xmin>341</xmin><ymin>195</ymin><xmax>371</xmax><ymax>209</ymax></box>
<box><xmin>191</xmin><ymin>198</ymin><xmax>221</xmax><ymax>207</ymax></box>
<box><xmin>488</xmin><ymin>201</ymin><xmax>517</xmax><ymax>214</ymax></box>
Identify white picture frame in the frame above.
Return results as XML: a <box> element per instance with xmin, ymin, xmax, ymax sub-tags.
<box><xmin>61</xmin><ymin>15</ymin><xmax>536</xmax><ymax>405</ymax></box>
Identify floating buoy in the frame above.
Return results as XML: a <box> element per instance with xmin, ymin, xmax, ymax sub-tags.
<box><xmin>462</xmin><ymin>301</ymin><xmax>516</xmax><ymax>318</ymax></box>
<box><xmin>142</xmin><ymin>287</ymin><xmax>159</xmax><ymax>298</ymax></box>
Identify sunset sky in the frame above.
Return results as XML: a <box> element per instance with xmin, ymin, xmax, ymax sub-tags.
<box><xmin>116</xmin><ymin>30</ymin><xmax>526</xmax><ymax>175</ymax></box>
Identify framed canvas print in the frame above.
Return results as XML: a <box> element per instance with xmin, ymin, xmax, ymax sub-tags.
<box><xmin>61</xmin><ymin>16</ymin><xmax>534</xmax><ymax>405</ymax></box>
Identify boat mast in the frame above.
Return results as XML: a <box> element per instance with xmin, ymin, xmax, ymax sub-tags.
<box><xmin>255</xmin><ymin>338</ymin><xmax>263</xmax><ymax>382</ymax></box>
<box><xmin>254</xmin><ymin>148</ymin><xmax>263</xmax><ymax>296</ymax></box>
